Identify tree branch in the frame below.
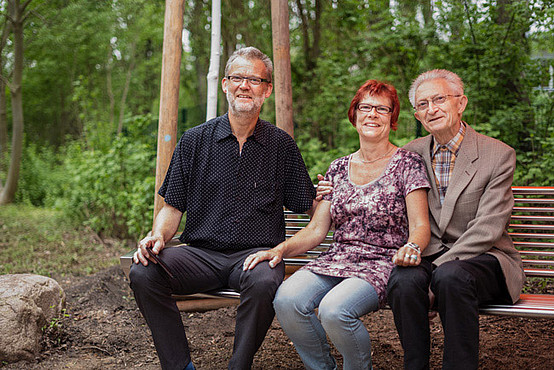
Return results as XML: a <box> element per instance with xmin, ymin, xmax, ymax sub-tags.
<box><xmin>499</xmin><ymin>12</ymin><xmax>516</xmax><ymax>56</ymax></box>
<box><xmin>0</xmin><ymin>74</ymin><xmax>14</xmax><ymax>91</ymax></box>
<box><xmin>21</xmin><ymin>0</ymin><xmax>34</xmax><ymax>14</ymax></box>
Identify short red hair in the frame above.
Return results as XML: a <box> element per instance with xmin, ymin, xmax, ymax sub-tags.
<box><xmin>348</xmin><ymin>80</ymin><xmax>400</xmax><ymax>131</ymax></box>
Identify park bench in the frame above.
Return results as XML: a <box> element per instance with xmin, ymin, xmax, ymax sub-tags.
<box><xmin>120</xmin><ymin>186</ymin><xmax>554</xmax><ymax>318</ymax></box>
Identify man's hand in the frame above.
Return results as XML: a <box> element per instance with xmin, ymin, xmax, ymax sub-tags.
<box><xmin>428</xmin><ymin>289</ymin><xmax>438</xmax><ymax>322</ymax></box>
<box><xmin>243</xmin><ymin>248</ymin><xmax>283</xmax><ymax>271</ymax></box>
<box><xmin>392</xmin><ymin>245</ymin><xmax>422</xmax><ymax>266</ymax></box>
<box><xmin>134</xmin><ymin>234</ymin><xmax>165</xmax><ymax>266</ymax></box>
<box><xmin>315</xmin><ymin>174</ymin><xmax>332</xmax><ymax>201</ymax></box>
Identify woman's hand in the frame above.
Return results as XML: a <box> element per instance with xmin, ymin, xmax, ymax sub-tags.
<box><xmin>315</xmin><ymin>174</ymin><xmax>333</xmax><ymax>201</ymax></box>
<box><xmin>392</xmin><ymin>245</ymin><xmax>421</xmax><ymax>266</ymax></box>
<box><xmin>243</xmin><ymin>248</ymin><xmax>283</xmax><ymax>271</ymax></box>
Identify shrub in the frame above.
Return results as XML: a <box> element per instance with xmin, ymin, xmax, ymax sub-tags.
<box><xmin>60</xmin><ymin>115</ymin><xmax>157</xmax><ymax>239</ymax></box>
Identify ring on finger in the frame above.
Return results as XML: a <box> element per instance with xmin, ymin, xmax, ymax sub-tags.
<box><xmin>410</xmin><ymin>255</ymin><xmax>418</xmax><ymax>260</ymax></box>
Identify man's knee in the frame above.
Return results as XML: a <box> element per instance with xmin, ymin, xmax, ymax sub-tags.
<box><xmin>431</xmin><ymin>261</ymin><xmax>475</xmax><ymax>297</ymax></box>
<box><xmin>241</xmin><ymin>262</ymin><xmax>284</xmax><ymax>297</ymax></box>
<box><xmin>129</xmin><ymin>262</ymin><xmax>165</xmax><ymax>293</ymax></box>
<box><xmin>387</xmin><ymin>266</ymin><xmax>429</xmax><ymax>296</ymax></box>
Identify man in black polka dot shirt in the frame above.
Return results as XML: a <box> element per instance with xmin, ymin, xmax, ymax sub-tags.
<box><xmin>130</xmin><ymin>47</ymin><xmax>317</xmax><ymax>370</ymax></box>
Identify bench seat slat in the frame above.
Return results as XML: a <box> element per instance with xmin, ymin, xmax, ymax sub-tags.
<box><xmin>513</xmin><ymin>241</ymin><xmax>554</xmax><ymax>248</ymax></box>
<box><xmin>513</xmin><ymin>199</ymin><xmax>554</xmax><ymax>205</ymax></box>
<box><xmin>512</xmin><ymin>187</ymin><xmax>554</xmax><ymax>195</ymax></box>
<box><xmin>512</xmin><ymin>206</ymin><xmax>554</xmax><ymax>213</ymax></box>
<box><xmin>480</xmin><ymin>294</ymin><xmax>554</xmax><ymax>318</ymax></box>
<box><xmin>523</xmin><ymin>268</ymin><xmax>554</xmax><ymax>278</ymax></box>
<box><xmin>511</xmin><ymin>215</ymin><xmax>554</xmax><ymax>222</ymax></box>
<box><xmin>509</xmin><ymin>224</ymin><xmax>554</xmax><ymax>231</ymax></box>
<box><xmin>509</xmin><ymin>232</ymin><xmax>554</xmax><ymax>239</ymax></box>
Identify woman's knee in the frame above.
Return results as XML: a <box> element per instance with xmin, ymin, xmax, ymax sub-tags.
<box><xmin>318</xmin><ymin>300</ymin><xmax>349</xmax><ymax>328</ymax></box>
<box><xmin>273</xmin><ymin>278</ymin><xmax>313</xmax><ymax>316</ymax></box>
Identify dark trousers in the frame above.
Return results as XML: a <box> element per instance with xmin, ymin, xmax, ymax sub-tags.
<box><xmin>386</xmin><ymin>253</ymin><xmax>511</xmax><ymax>370</ymax></box>
<box><xmin>129</xmin><ymin>245</ymin><xmax>285</xmax><ymax>370</ymax></box>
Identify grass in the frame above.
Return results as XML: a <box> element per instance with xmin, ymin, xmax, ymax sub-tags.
<box><xmin>0</xmin><ymin>204</ymin><xmax>131</xmax><ymax>276</ymax></box>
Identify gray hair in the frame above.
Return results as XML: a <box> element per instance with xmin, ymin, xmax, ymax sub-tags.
<box><xmin>224</xmin><ymin>47</ymin><xmax>273</xmax><ymax>82</ymax></box>
<box><xmin>408</xmin><ymin>69</ymin><xmax>464</xmax><ymax>107</ymax></box>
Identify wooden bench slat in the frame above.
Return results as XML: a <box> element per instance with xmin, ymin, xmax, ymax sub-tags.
<box><xmin>511</xmin><ymin>215</ymin><xmax>554</xmax><ymax>222</ymax></box>
<box><xmin>520</xmin><ymin>250</ymin><xmax>554</xmax><ymax>257</ymax></box>
<box><xmin>480</xmin><ymin>294</ymin><xmax>554</xmax><ymax>318</ymax></box>
<box><xmin>513</xmin><ymin>206</ymin><xmax>554</xmax><ymax>213</ymax></box>
<box><xmin>509</xmin><ymin>232</ymin><xmax>554</xmax><ymax>239</ymax></box>
<box><xmin>523</xmin><ymin>268</ymin><xmax>554</xmax><ymax>278</ymax></box>
<box><xmin>515</xmin><ymin>241</ymin><xmax>554</xmax><ymax>248</ymax></box>
<box><xmin>513</xmin><ymin>187</ymin><xmax>554</xmax><ymax>195</ymax></box>
<box><xmin>509</xmin><ymin>223</ymin><xmax>554</xmax><ymax>231</ymax></box>
<box><xmin>522</xmin><ymin>259</ymin><xmax>554</xmax><ymax>267</ymax></box>
<box><xmin>513</xmin><ymin>199</ymin><xmax>554</xmax><ymax>205</ymax></box>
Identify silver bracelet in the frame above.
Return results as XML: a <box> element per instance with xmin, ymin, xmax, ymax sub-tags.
<box><xmin>404</xmin><ymin>242</ymin><xmax>420</xmax><ymax>253</ymax></box>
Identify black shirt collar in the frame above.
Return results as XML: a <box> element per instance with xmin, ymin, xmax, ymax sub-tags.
<box><xmin>215</xmin><ymin>113</ymin><xmax>268</xmax><ymax>146</ymax></box>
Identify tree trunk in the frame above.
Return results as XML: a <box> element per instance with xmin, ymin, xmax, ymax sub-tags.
<box><xmin>0</xmin><ymin>18</ymin><xmax>12</xmax><ymax>171</ymax></box>
<box><xmin>106</xmin><ymin>47</ymin><xmax>116</xmax><ymax>128</ymax></box>
<box><xmin>0</xmin><ymin>70</ymin><xmax>7</xmax><ymax>167</ymax></box>
<box><xmin>271</xmin><ymin>0</ymin><xmax>294</xmax><ymax>137</ymax></box>
<box><xmin>153</xmin><ymin>0</ymin><xmax>185</xmax><ymax>219</ymax></box>
<box><xmin>0</xmin><ymin>0</ymin><xmax>27</xmax><ymax>204</ymax></box>
<box><xmin>206</xmin><ymin>0</ymin><xmax>221</xmax><ymax>121</ymax></box>
<box><xmin>118</xmin><ymin>40</ymin><xmax>137</xmax><ymax>134</ymax></box>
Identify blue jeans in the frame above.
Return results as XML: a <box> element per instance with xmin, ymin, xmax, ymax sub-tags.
<box><xmin>274</xmin><ymin>269</ymin><xmax>379</xmax><ymax>370</ymax></box>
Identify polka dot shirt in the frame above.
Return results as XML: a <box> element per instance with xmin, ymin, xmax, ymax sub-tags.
<box><xmin>159</xmin><ymin>113</ymin><xmax>316</xmax><ymax>251</ymax></box>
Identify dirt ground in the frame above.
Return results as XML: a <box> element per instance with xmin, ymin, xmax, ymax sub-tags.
<box><xmin>2</xmin><ymin>265</ymin><xmax>554</xmax><ymax>370</ymax></box>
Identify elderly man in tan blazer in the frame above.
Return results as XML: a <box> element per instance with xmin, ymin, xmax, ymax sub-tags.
<box><xmin>386</xmin><ymin>69</ymin><xmax>525</xmax><ymax>370</ymax></box>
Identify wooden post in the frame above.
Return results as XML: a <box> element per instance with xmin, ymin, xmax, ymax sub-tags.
<box><xmin>206</xmin><ymin>0</ymin><xmax>221</xmax><ymax>121</ymax></box>
<box><xmin>154</xmin><ymin>0</ymin><xmax>185</xmax><ymax>220</ymax></box>
<box><xmin>271</xmin><ymin>0</ymin><xmax>294</xmax><ymax>138</ymax></box>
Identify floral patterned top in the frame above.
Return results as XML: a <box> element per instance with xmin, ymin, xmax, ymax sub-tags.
<box><xmin>302</xmin><ymin>148</ymin><xmax>430</xmax><ymax>307</ymax></box>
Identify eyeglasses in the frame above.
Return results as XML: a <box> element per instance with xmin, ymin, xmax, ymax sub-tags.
<box><xmin>357</xmin><ymin>104</ymin><xmax>393</xmax><ymax>115</ymax></box>
<box><xmin>226</xmin><ymin>75</ymin><xmax>270</xmax><ymax>86</ymax></box>
<box><xmin>414</xmin><ymin>94</ymin><xmax>461</xmax><ymax>111</ymax></box>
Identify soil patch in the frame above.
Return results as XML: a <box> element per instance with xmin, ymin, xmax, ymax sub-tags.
<box><xmin>2</xmin><ymin>266</ymin><xmax>554</xmax><ymax>369</ymax></box>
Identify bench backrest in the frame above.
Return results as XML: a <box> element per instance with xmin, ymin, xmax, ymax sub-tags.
<box><xmin>283</xmin><ymin>186</ymin><xmax>554</xmax><ymax>279</ymax></box>
<box><xmin>511</xmin><ymin>187</ymin><xmax>554</xmax><ymax>278</ymax></box>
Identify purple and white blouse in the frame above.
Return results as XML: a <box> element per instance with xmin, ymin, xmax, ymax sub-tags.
<box><xmin>302</xmin><ymin>148</ymin><xmax>430</xmax><ymax>306</ymax></box>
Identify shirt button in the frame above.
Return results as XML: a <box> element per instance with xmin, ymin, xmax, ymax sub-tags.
<box><xmin>233</xmin><ymin>219</ymin><xmax>240</xmax><ymax>224</ymax></box>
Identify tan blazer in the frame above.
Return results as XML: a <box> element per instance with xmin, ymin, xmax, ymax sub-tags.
<box><xmin>404</xmin><ymin>125</ymin><xmax>525</xmax><ymax>303</ymax></box>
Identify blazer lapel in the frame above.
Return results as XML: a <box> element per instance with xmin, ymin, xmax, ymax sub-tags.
<box><xmin>421</xmin><ymin>138</ymin><xmax>443</xmax><ymax>225</ymax></box>
<box><xmin>438</xmin><ymin>125</ymin><xmax>479</xmax><ymax>233</ymax></box>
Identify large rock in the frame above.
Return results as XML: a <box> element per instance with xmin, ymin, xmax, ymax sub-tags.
<box><xmin>0</xmin><ymin>274</ymin><xmax>65</xmax><ymax>363</ymax></box>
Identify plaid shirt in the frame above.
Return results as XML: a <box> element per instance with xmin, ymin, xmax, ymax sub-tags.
<box><xmin>431</xmin><ymin>122</ymin><xmax>466</xmax><ymax>204</ymax></box>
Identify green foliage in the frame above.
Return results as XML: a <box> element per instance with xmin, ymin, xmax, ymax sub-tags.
<box><xmin>60</xmin><ymin>114</ymin><xmax>156</xmax><ymax>238</ymax></box>
<box><xmin>15</xmin><ymin>142</ymin><xmax>65</xmax><ymax>207</ymax></box>
<box><xmin>514</xmin><ymin>90</ymin><xmax>554</xmax><ymax>185</ymax></box>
